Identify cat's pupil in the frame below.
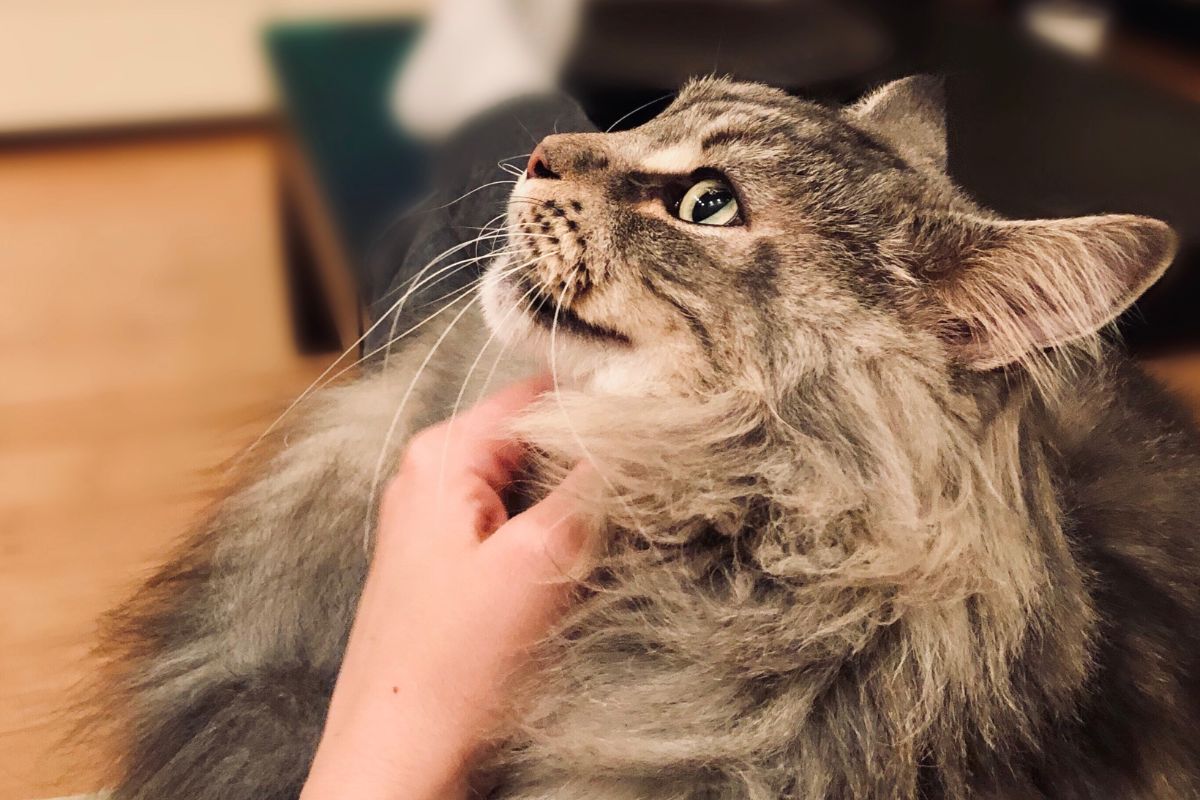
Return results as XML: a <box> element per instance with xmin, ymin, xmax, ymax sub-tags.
<box><xmin>675</xmin><ymin>177</ymin><xmax>739</xmax><ymax>225</ymax></box>
<box><xmin>693</xmin><ymin>188</ymin><xmax>733</xmax><ymax>221</ymax></box>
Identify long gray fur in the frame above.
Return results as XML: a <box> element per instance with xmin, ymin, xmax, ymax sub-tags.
<box><xmin>92</xmin><ymin>77</ymin><xmax>1200</xmax><ymax>799</ymax></box>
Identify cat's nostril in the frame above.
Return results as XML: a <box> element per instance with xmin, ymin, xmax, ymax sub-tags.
<box><xmin>526</xmin><ymin>144</ymin><xmax>560</xmax><ymax>180</ymax></box>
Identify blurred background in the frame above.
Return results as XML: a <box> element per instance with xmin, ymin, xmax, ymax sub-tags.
<box><xmin>1</xmin><ymin>1</ymin><xmax>1198</xmax><ymax>797</ymax></box>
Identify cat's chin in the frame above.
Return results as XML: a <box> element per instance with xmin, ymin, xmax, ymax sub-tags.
<box><xmin>480</xmin><ymin>256</ymin><xmax>680</xmax><ymax>397</ymax></box>
<box><xmin>482</xmin><ymin>257</ymin><xmax>623</xmax><ymax>373</ymax></box>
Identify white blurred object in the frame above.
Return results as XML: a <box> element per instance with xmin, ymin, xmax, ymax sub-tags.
<box><xmin>1024</xmin><ymin>0</ymin><xmax>1113</xmax><ymax>58</ymax></box>
<box><xmin>391</xmin><ymin>0</ymin><xmax>584</xmax><ymax>140</ymax></box>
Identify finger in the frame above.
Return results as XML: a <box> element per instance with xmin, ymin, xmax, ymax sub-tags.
<box><xmin>486</xmin><ymin>465</ymin><xmax>594</xmax><ymax>580</ymax></box>
<box><xmin>430</xmin><ymin>373</ymin><xmax>552</xmax><ymax>488</ymax></box>
<box><xmin>455</xmin><ymin>373</ymin><xmax>553</xmax><ymax>437</ymax></box>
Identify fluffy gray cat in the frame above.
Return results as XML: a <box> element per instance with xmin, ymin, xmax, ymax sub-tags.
<box><xmin>92</xmin><ymin>77</ymin><xmax>1200</xmax><ymax>799</ymax></box>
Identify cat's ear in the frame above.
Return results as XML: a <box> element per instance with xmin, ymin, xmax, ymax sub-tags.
<box><xmin>850</xmin><ymin>75</ymin><xmax>947</xmax><ymax>172</ymax></box>
<box><xmin>923</xmin><ymin>214</ymin><xmax>1176</xmax><ymax>369</ymax></box>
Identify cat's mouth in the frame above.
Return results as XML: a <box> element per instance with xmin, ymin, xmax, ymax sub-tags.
<box><xmin>516</xmin><ymin>274</ymin><xmax>632</xmax><ymax>346</ymax></box>
<box><xmin>489</xmin><ymin>189</ymin><xmax>631</xmax><ymax>348</ymax></box>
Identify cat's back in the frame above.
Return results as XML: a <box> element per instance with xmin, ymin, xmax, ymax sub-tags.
<box><xmin>1030</xmin><ymin>353</ymin><xmax>1200</xmax><ymax>797</ymax></box>
<box><xmin>1051</xmin><ymin>353</ymin><xmax>1200</xmax><ymax>551</ymax></box>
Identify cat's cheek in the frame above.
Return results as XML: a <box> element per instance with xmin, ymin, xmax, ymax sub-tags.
<box><xmin>480</xmin><ymin>258</ymin><xmax>536</xmax><ymax>349</ymax></box>
<box><xmin>479</xmin><ymin>260</ymin><xmax>595</xmax><ymax>375</ymax></box>
<box><xmin>589</xmin><ymin>353</ymin><xmax>680</xmax><ymax>396</ymax></box>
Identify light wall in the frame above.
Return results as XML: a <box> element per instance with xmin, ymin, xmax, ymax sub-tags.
<box><xmin>0</xmin><ymin>0</ymin><xmax>427</xmax><ymax>134</ymax></box>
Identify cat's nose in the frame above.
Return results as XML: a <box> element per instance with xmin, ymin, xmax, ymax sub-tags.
<box><xmin>526</xmin><ymin>143</ymin><xmax>561</xmax><ymax>180</ymax></box>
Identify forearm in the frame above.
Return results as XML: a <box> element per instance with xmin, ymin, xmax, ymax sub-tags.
<box><xmin>302</xmin><ymin>715</ymin><xmax>471</xmax><ymax>800</ymax></box>
<box><xmin>301</xmin><ymin>378</ymin><xmax>588</xmax><ymax>800</ymax></box>
<box><xmin>302</xmin><ymin>556</ymin><xmax>480</xmax><ymax>800</ymax></box>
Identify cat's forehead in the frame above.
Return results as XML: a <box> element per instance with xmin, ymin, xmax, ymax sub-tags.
<box><xmin>626</xmin><ymin>77</ymin><xmax>849</xmax><ymax>169</ymax></box>
<box><xmin>663</xmin><ymin>79</ymin><xmax>825</xmax><ymax>131</ymax></box>
<box><xmin>673</xmin><ymin>76</ymin><xmax>796</xmax><ymax>108</ymax></box>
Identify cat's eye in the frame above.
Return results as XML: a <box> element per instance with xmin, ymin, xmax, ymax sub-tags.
<box><xmin>675</xmin><ymin>178</ymin><xmax>740</xmax><ymax>226</ymax></box>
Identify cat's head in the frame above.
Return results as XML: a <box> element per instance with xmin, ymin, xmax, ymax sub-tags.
<box><xmin>481</xmin><ymin>76</ymin><xmax>1176</xmax><ymax>398</ymax></box>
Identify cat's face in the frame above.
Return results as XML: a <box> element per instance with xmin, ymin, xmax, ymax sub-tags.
<box><xmin>481</xmin><ymin>77</ymin><xmax>1173</xmax><ymax>397</ymax></box>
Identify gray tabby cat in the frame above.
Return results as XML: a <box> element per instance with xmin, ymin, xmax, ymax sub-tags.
<box><xmin>93</xmin><ymin>77</ymin><xmax>1200</xmax><ymax>799</ymax></box>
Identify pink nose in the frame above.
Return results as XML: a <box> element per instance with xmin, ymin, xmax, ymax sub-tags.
<box><xmin>526</xmin><ymin>143</ymin><xmax>559</xmax><ymax>180</ymax></box>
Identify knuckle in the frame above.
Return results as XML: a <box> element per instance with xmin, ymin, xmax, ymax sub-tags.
<box><xmin>464</xmin><ymin>488</ymin><xmax>504</xmax><ymax>532</ymax></box>
<box><xmin>378</xmin><ymin>474</ymin><xmax>411</xmax><ymax>518</ymax></box>
<box><xmin>402</xmin><ymin>426</ymin><xmax>450</xmax><ymax>470</ymax></box>
<box><xmin>381</xmin><ymin>471</ymin><xmax>407</xmax><ymax>502</ymax></box>
<box><xmin>498</xmin><ymin>522</ymin><xmax>551</xmax><ymax>565</ymax></box>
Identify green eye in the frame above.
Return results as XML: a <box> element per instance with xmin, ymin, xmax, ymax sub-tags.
<box><xmin>676</xmin><ymin>178</ymin><xmax>740</xmax><ymax>226</ymax></box>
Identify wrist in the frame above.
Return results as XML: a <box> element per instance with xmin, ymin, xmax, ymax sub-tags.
<box><xmin>303</xmin><ymin>681</ymin><xmax>476</xmax><ymax>800</ymax></box>
<box><xmin>302</xmin><ymin>731</ymin><xmax>470</xmax><ymax>800</ymax></box>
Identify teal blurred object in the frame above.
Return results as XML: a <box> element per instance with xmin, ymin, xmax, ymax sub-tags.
<box><xmin>265</xmin><ymin>19</ymin><xmax>428</xmax><ymax>350</ymax></box>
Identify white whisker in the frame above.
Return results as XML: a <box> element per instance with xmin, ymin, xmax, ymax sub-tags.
<box><xmin>362</xmin><ymin>249</ymin><xmax>559</xmax><ymax>550</ymax></box>
<box><xmin>606</xmin><ymin>91</ymin><xmax>675</xmax><ymax>132</ymax></box>
<box><xmin>548</xmin><ymin>286</ymin><xmax>651</xmax><ymax>539</ymax></box>
<box><xmin>435</xmin><ymin>278</ymin><xmax>543</xmax><ymax>494</ymax></box>
<box><xmin>237</xmin><ymin>229</ymin><xmax>519</xmax><ymax>464</ymax></box>
<box><xmin>423</xmin><ymin>179</ymin><xmax>519</xmax><ymax>214</ymax></box>
<box><xmin>363</xmin><ymin>293</ymin><xmax>483</xmax><ymax>551</ymax></box>
<box><xmin>305</xmin><ymin>279</ymin><xmax>487</xmax><ymax>393</ymax></box>
<box><xmin>378</xmin><ymin>234</ymin><xmax>536</xmax><ymax>368</ymax></box>
<box><xmin>375</xmin><ymin>230</ymin><xmax>511</xmax><ymax>305</ymax></box>
<box><xmin>290</xmin><ymin>249</ymin><xmax>550</xmax><ymax>412</ymax></box>
<box><xmin>473</xmin><ymin>336</ymin><xmax>514</xmax><ymax>406</ymax></box>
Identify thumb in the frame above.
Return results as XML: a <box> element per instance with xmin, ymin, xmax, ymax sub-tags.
<box><xmin>487</xmin><ymin>465</ymin><xmax>594</xmax><ymax>582</ymax></box>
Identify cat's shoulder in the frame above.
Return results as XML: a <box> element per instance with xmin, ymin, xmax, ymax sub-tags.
<box><xmin>1040</xmin><ymin>351</ymin><xmax>1200</xmax><ymax>463</ymax></box>
<box><xmin>1048</xmin><ymin>349</ymin><xmax>1200</xmax><ymax>567</ymax></box>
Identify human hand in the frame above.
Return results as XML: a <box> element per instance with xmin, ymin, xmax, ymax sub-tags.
<box><xmin>301</xmin><ymin>376</ymin><xmax>590</xmax><ymax>800</ymax></box>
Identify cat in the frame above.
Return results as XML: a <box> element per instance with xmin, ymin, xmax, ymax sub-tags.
<box><xmin>91</xmin><ymin>77</ymin><xmax>1200</xmax><ymax>799</ymax></box>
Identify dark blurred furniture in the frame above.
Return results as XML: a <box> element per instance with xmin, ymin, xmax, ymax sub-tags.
<box><xmin>885</xmin><ymin>3</ymin><xmax>1200</xmax><ymax>354</ymax></box>
<box><xmin>266</xmin><ymin>21</ymin><xmax>427</xmax><ymax>352</ymax></box>
<box><xmin>268</xmin><ymin>1</ymin><xmax>1200</xmax><ymax>355</ymax></box>
<box><xmin>1113</xmin><ymin>0</ymin><xmax>1200</xmax><ymax>50</ymax></box>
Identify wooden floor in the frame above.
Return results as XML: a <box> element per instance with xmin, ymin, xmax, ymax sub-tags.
<box><xmin>0</xmin><ymin>130</ymin><xmax>335</xmax><ymax>799</ymax></box>
<box><xmin>1</xmin><ymin>129</ymin><xmax>1198</xmax><ymax>800</ymax></box>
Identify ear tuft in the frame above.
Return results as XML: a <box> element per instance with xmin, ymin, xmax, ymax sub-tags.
<box><xmin>850</xmin><ymin>75</ymin><xmax>947</xmax><ymax>172</ymax></box>
<box><xmin>928</xmin><ymin>214</ymin><xmax>1177</xmax><ymax>370</ymax></box>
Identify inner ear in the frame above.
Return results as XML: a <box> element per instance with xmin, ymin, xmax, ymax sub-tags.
<box><xmin>924</xmin><ymin>214</ymin><xmax>1177</xmax><ymax>369</ymax></box>
<box><xmin>849</xmin><ymin>75</ymin><xmax>947</xmax><ymax>172</ymax></box>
